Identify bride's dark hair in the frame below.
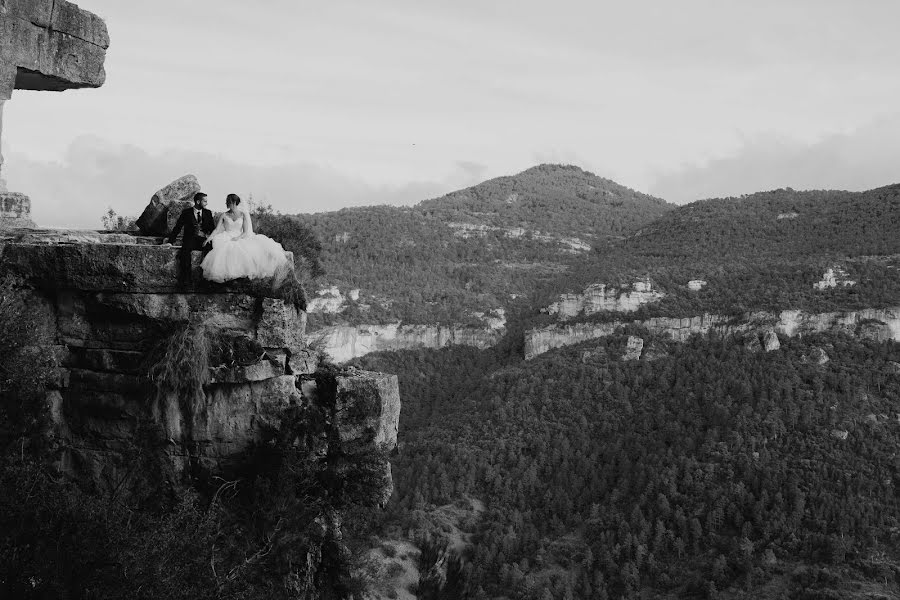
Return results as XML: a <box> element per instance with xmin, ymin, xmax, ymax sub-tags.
<box><xmin>226</xmin><ymin>193</ymin><xmax>241</xmax><ymax>206</ymax></box>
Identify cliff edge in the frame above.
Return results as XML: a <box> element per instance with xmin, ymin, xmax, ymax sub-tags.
<box><xmin>0</xmin><ymin>229</ymin><xmax>401</xmax><ymax>594</ymax></box>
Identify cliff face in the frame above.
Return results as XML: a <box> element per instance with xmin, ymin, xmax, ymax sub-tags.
<box><xmin>308</xmin><ymin>322</ymin><xmax>503</xmax><ymax>363</ymax></box>
<box><xmin>0</xmin><ymin>230</ymin><xmax>400</xmax><ymax>589</ymax></box>
<box><xmin>544</xmin><ymin>278</ymin><xmax>664</xmax><ymax>320</ymax></box>
<box><xmin>525</xmin><ymin>306</ymin><xmax>900</xmax><ymax>359</ymax></box>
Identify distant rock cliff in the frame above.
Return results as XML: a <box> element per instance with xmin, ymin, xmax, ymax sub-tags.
<box><xmin>525</xmin><ymin>306</ymin><xmax>900</xmax><ymax>359</ymax></box>
<box><xmin>543</xmin><ymin>278</ymin><xmax>664</xmax><ymax>320</ymax></box>
<box><xmin>0</xmin><ymin>229</ymin><xmax>400</xmax><ymax>590</ymax></box>
<box><xmin>308</xmin><ymin>321</ymin><xmax>504</xmax><ymax>363</ymax></box>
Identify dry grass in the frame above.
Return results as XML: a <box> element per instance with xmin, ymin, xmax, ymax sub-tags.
<box><xmin>147</xmin><ymin>323</ymin><xmax>214</xmax><ymax>403</ymax></box>
<box><xmin>271</xmin><ymin>263</ymin><xmax>308</xmax><ymax>312</ymax></box>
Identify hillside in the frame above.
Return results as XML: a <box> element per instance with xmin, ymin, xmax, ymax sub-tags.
<box><xmin>417</xmin><ymin>163</ymin><xmax>671</xmax><ymax>241</ymax></box>
<box><xmin>524</xmin><ymin>184</ymin><xmax>900</xmax><ymax>328</ymax></box>
<box><xmin>299</xmin><ymin>165</ymin><xmax>673</xmax><ymax>327</ymax></box>
<box><xmin>320</xmin><ymin>178</ymin><xmax>900</xmax><ymax>599</ymax></box>
<box><xmin>622</xmin><ymin>184</ymin><xmax>900</xmax><ymax>260</ymax></box>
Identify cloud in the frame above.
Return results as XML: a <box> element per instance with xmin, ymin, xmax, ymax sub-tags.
<box><xmin>650</xmin><ymin>116</ymin><xmax>900</xmax><ymax>204</ymax></box>
<box><xmin>4</xmin><ymin>136</ymin><xmax>484</xmax><ymax>229</ymax></box>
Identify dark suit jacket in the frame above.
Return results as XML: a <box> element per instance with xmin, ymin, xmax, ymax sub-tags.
<box><xmin>168</xmin><ymin>207</ymin><xmax>215</xmax><ymax>246</ymax></box>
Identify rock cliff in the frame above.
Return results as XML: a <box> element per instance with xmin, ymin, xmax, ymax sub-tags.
<box><xmin>524</xmin><ymin>306</ymin><xmax>900</xmax><ymax>359</ymax></box>
<box><xmin>544</xmin><ymin>278</ymin><xmax>664</xmax><ymax>320</ymax></box>
<box><xmin>308</xmin><ymin>322</ymin><xmax>504</xmax><ymax>363</ymax></box>
<box><xmin>0</xmin><ymin>0</ymin><xmax>109</xmax><ymax>97</ymax></box>
<box><xmin>0</xmin><ymin>229</ymin><xmax>401</xmax><ymax>588</ymax></box>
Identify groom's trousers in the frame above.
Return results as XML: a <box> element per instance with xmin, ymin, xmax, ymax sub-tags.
<box><xmin>178</xmin><ymin>237</ymin><xmax>212</xmax><ymax>283</ymax></box>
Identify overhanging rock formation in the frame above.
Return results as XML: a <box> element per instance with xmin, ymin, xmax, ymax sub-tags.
<box><xmin>0</xmin><ymin>0</ymin><xmax>109</xmax><ymax>212</ymax></box>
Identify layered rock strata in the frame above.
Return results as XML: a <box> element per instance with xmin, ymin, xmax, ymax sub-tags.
<box><xmin>308</xmin><ymin>322</ymin><xmax>504</xmax><ymax>363</ymax></box>
<box><xmin>544</xmin><ymin>278</ymin><xmax>664</xmax><ymax>320</ymax></box>
<box><xmin>0</xmin><ymin>0</ymin><xmax>109</xmax><ymax>97</ymax></box>
<box><xmin>525</xmin><ymin>307</ymin><xmax>900</xmax><ymax>359</ymax></box>
<box><xmin>0</xmin><ymin>232</ymin><xmax>400</xmax><ymax>508</ymax></box>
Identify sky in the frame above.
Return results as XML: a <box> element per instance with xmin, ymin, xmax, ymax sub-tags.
<box><xmin>4</xmin><ymin>0</ymin><xmax>900</xmax><ymax>228</ymax></box>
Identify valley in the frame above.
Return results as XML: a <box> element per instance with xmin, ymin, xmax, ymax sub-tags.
<box><xmin>293</xmin><ymin>166</ymin><xmax>900</xmax><ymax>599</ymax></box>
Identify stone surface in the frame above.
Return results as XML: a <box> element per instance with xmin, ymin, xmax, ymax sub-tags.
<box><xmin>687</xmin><ymin>279</ymin><xmax>707</xmax><ymax>291</ymax></box>
<box><xmin>763</xmin><ymin>331</ymin><xmax>781</xmax><ymax>352</ymax></box>
<box><xmin>331</xmin><ymin>371</ymin><xmax>401</xmax><ymax>507</ymax></box>
<box><xmin>0</xmin><ymin>239</ymin><xmax>294</xmax><ymax>294</ymax></box>
<box><xmin>544</xmin><ymin>278</ymin><xmax>664</xmax><ymax>321</ymax></box>
<box><xmin>333</xmin><ymin>371</ymin><xmax>400</xmax><ymax>453</ymax></box>
<box><xmin>0</xmin><ymin>192</ymin><xmax>35</xmax><ymax>228</ymax></box>
<box><xmin>135</xmin><ymin>175</ymin><xmax>201</xmax><ymax>236</ymax></box>
<box><xmin>0</xmin><ymin>0</ymin><xmax>109</xmax><ymax>97</ymax></box>
<box><xmin>525</xmin><ymin>306</ymin><xmax>900</xmax><ymax>359</ymax></box>
<box><xmin>308</xmin><ymin>322</ymin><xmax>503</xmax><ymax>363</ymax></box>
<box><xmin>622</xmin><ymin>335</ymin><xmax>644</xmax><ymax>360</ymax></box>
<box><xmin>813</xmin><ymin>266</ymin><xmax>855</xmax><ymax>291</ymax></box>
<box><xmin>0</xmin><ymin>234</ymin><xmax>331</xmax><ymax>493</ymax></box>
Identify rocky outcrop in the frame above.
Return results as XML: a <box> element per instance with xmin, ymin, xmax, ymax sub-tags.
<box><xmin>623</xmin><ymin>335</ymin><xmax>644</xmax><ymax>360</ymax></box>
<box><xmin>308</xmin><ymin>322</ymin><xmax>504</xmax><ymax>363</ymax></box>
<box><xmin>687</xmin><ymin>279</ymin><xmax>707</xmax><ymax>291</ymax></box>
<box><xmin>0</xmin><ymin>231</ymin><xmax>399</xmax><ymax>509</ymax></box>
<box><xmin>446</xmin><ymin>221</ymin><xmax>590</xmax><ymax>252</ymax></box>
<box><xmin>763</xmin><ymin>330</ymin><xmax>781</xmax><ymax>351</ymax></box>
<box><xmin>0</xmin><ymin>0</ymin><xmax>109</xmax><ymax>97</ymax></box>
<box><xmin>0</xmin><ymin>191</ymin><xmax>35</xmax><ymax>228</ymax></box>
<box><xmin>308</xmin><ymin>285</ymin><xmax>350</xmax><ymax>313</ymax></box>
<box><xmin>135</xmin><ymin>174</ymin><xmax>201</xmax><ymax>236</ymax></box>
<box><xmin>544</xmin><ymin>278</ymin><xmax>663</xmax><ymax>320</ymax></box>
<box><xmin>524</xmin><ymin>306</ymin><xmax>900</xmax><ymax>359</ymax></box>
<box><xmin>814</xmin><ymin>267</ymin><xmax>855</xmax><ymax>291</ymax></box>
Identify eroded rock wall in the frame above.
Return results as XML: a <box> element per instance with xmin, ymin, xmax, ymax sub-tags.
<box><xmin>525</xmin><ymin>306</ymin><xmax>900</xmax><ymax>359</ymax></box>
<box><xmin>0</xmin><ymin>233</ymin><xmax>399</xmax><ymax>508</ymax></box>
<box><xmin>308</xmin><ymin>322</ymin><xmax>504</xmax><ymax>363</ymax></box>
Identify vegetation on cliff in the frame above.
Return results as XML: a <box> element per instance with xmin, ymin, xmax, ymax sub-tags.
<box><xmin>0</xmin><ymin>301</ymin><xmax>385</xmax><ymax>599</ymax></box>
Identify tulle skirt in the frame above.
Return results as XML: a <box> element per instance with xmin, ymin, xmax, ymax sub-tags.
<box><xmin>200</xmin><ymin>232</ymin><xmax>289</xmax><ymax>283</ymax></box>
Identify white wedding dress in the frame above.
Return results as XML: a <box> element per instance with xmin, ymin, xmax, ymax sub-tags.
<box><xmin>200</xmin><ymin>210</ymin><xmax>288</xmax><ymax>283</ymax></box>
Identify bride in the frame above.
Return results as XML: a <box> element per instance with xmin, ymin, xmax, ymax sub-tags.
<box><xmin>201</xmin><ymin>193</ymin><xmax>289</xmax><ymax>283</ymax></box>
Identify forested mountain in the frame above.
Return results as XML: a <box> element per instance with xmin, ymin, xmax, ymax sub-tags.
<box><xmin>417</xmin><ymin>164</ymin><xmax>671</xmax><ymax>239</ymax></box>
<box><xmin>622</xmin><ymin>184</ymin><xmax>900</xmax><ymax>260</ymax></box>
<box><xmin>291</xmin><ymin>174</ymin><xmax>900</xmax><ymax>598</ymax></box>
<box><xmin>299</xmin><ymin>165</ymin><xmax>673</xmax><ymax>325</ymax></box>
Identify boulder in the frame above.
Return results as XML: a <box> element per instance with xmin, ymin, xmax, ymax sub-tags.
<box><xmin>0</xmin><ymin>192</ymin><xmax>36</xmax><ymax>228</ymax></box>
<box><xmin>622</xmin><ymin>335</ymin><xmax>644</xmax><ymax>360</ymax></box>
<box><xmin>135</xmin><ymin>175</ymin><xmax>201</xmax><ymax>236</ymax></box>
<box><xmin>763</xmin><ymin>331</ymin><xmax>780</xmax><ymax>352</ymax></box>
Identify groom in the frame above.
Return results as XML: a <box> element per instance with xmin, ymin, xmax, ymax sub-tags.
<box><xmin>166</xmin><ymin>192</ymin><xmax>215</xmax><ymax>284</ymax></box>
